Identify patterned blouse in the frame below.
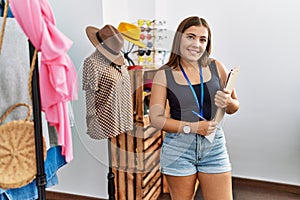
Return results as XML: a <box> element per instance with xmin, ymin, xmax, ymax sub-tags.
<box><xmin>82</xmin><ymin>50</ymin><xmax>133</xmax><ymax>139</ymax></box>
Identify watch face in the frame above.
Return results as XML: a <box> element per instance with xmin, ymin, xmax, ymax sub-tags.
<box><xmin>183</xmin><ymin>125</ymin><xmax>191</xmax><ymax>133</ymax></box>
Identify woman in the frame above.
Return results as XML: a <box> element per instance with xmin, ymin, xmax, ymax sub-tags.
<box><xmin>149</xmin><ymin>16</ymin><xmax>239</xmax><ymax>200</ymax></box>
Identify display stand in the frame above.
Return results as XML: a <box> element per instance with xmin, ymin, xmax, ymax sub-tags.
<box><xmin>28</xmin><ymin>41</ymin><xmax>46</xmax><ymax>200</ymax></box>
<box><xmin>109</xmin><ymin>69</ymin><xmax>164</xmax><ymax>200</ymax></box>
<box><xmin>134</xmin><ymin>19</ymin><xmax>168</xmax><ymax>69</ymax></box>
<box><xmin>107</xmin><ymin>138</ymin><xmax>115</xmax><ymax>200</ymax></box>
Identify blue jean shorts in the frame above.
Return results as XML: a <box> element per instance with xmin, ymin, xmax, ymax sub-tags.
<box><xmin>160</xmin><ymin>127</ymin><xmax>231</xmax><ymax>176</ymax></box>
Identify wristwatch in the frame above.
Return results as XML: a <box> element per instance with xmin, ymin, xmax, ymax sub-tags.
<box><xmin>183</xmin><ymin>125</ymin><xmax>191</xmax><ymax>134</ymax></box>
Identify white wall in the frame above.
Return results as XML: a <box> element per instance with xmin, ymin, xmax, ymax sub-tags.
<box><xmin>159</xmin><ymin>0</ymin><xmax>300</xmax><ymax>185</ymax></box>
<box><xmin>46</xmin><ymin>0</ymin><xmax>300</xmax><ymax>198</ymax></box>
<box><xmin>163</xmin><ymin>0</ymin><xmax>300</xmax><ymax>185</ymax></box>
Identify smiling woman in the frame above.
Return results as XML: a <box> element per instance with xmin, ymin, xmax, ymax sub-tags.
<box><xmin>149</xmin><ymin>16</ymin><xmax>239</xmax><ymax>200</ymax></box>
<box><xmin>179</xmin><ymin>26</ymin><xmax>208</xmax><ymax>63</ymax></box>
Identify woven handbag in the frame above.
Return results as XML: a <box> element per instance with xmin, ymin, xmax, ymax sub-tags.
<box><xmin>0</xmin><ymin>103</ymin><xmax>46</xmax><ymax>189</ymax></box>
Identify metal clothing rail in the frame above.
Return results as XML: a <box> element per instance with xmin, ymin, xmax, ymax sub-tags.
<box><xmin>28</xmin><ymin>41</ymin><xmax>46</xmax><ymax>200</ymax></box>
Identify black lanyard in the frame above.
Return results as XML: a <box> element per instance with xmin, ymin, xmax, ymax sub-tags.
<box><xmin>179</xmin><ymin>63</ymin><xmax>204</xmax><ymax>118</ymax></box>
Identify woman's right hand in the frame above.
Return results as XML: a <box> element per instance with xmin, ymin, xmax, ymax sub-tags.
<box><xmin>191</xmin><ymin>120</ymin><xmax>218</xmax><ymax>136</ymax></box>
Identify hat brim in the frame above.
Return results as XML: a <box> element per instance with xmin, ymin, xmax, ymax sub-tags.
<box><xmin>122</xmin><ymin>33</ymin><xmax>146</xmax><ymax>48</ymax></box>
<box><xmin>86</xmin><ymin>26</ymin><xmax>124</xmax><ymax>65</ymax></box>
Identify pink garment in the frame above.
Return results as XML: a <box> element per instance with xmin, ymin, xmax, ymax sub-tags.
<box><xmin>10</xmin><ymin>0</ymin><xmax>78</xmax><ymax>162</ymax></box>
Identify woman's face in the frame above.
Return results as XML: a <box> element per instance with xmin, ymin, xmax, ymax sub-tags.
<box><xmin>179</xmin><ymin>25</ymin><xmax>208</xmax><ymax>63</ymax></box>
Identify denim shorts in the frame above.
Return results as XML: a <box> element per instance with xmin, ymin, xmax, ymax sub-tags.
<box><xmin>160</xmin><ymin>127</ymin><xmax>231</xmax><ymax>176</ymax></box>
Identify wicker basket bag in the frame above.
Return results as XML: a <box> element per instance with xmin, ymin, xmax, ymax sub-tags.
<box><xmin>0</xmin><ymin>103</ymin><xmax>46</xmax><ymax>189</ymax></box>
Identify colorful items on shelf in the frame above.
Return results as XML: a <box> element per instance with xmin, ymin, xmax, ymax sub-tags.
<box><xmin>130</xmin><ymin>19</ymin><xmax>169</xmax><ymax>68</ymax></box>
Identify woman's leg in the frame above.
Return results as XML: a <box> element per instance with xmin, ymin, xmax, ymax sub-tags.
<box><xmin>165</xmin><ymin>173</ymin><xmax>198</xmax><ymax>200</ymax></box>
<box><xmin>197</xmin><ymin>171</ymin><xmax>233</xmax><ymax>200</ymax></box>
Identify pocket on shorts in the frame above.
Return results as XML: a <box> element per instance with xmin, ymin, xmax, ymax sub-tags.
<box><xmin>164</xmin><ymin>132</ymin><xmax>180</xmax><ymax>139</ymax></box>
<box><xmin>163</xmin><ymin>132</ymin><xmax>180</xmax><ymax>144</ymax></box>
<box><xmin>214</xmin><ymin>127</ymin><xmax>226</xmax><ymax>143</ymax></box>
<box><xmin>160</xmin><ymin>138</ymin><xmax>182</xmax><ymax>168</ymax></box>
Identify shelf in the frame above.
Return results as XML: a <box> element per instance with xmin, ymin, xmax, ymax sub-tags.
<box><xmin>110</xmin><ymin>65</ymin><xmax>164</xmax><ymax>199</ymax></box>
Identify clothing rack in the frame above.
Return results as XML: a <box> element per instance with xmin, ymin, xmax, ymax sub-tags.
<box><xmin>28</xmin><ymin>41</ymin><xmax>47</xmax><ymax>200</ymax></box>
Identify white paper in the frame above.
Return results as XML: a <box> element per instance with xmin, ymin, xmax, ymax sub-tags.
<box><xmin>205</xmin><ymin>66</ymin><xmax>240</xmax><ymax>143</ymax></box>
<box><xmin>205</xmin><ymin>131</ymin><xmax>216</xmax><ymax>143</ymax></box>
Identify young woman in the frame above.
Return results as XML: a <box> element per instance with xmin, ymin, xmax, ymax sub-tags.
<box><xmin>149</xmin><ymin>16</ymin><xmax>239</xmax><ymax>200</ymax></box>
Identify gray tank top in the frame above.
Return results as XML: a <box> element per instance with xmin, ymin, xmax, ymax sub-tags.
<box><xmin>165</xmin><ymin>61</ymin><xmax>221</xmax><ymax>122</ymax></box>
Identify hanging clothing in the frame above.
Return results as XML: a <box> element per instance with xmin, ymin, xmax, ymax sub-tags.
<box><xmin>9</xmin><ymin>0</ymin><xmax>78</xmax><ymax>162</ymax></box>
<box><xmin>0</xmin><ymin>17</ymin><xmax>53</xmax><ymax>148</ymax></box>
<box><xmin>0</xmin><ymin>18</ymin><xmax>67</xmax><ymax>197</ymax></box>
<box><xmin>0</xmin><ymin>18</ymin><xmax>31</xmax><ymax>123</ymax></box>
<box><xmin>82</xmin><ymin>50</ymin><xmax>133</xmax><ymax>139</ymax></box>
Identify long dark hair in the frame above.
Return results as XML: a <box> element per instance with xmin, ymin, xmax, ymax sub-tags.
<box><xmin>163</xmin><ymin>16</ymin><xmax>212</xmax><ymax>69</ymax></box>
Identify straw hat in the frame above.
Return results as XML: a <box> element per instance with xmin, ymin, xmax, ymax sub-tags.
<box><xmin>117</xmin><ymin>22</ymin><xmax>146</xmax><ymax>48</ymax></box>
<box><xmin>0</xmin><ymin>103</ymin><xmax>46</xmax><ymax>189</ymax></box>
<box><xmin>86</xmin><ymin>24</ymin><xmax>125</xmax><ymax>65</ymax></box>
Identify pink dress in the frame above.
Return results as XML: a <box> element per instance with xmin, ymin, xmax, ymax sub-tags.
<box><xmin>10</xmin><ymin>0</ymin><xmax>78</xmax><ymax>162</ymax></box>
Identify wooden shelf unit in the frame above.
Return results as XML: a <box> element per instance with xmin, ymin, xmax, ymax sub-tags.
<box><xmin>110</xmin><ymin>69</ymin><xmax>163</xmax><ymax>200</ymax></box>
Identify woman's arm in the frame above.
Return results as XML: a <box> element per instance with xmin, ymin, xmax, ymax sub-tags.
<box><xmin>149</xmin><ymin>69</ymin><xmax>182</xmax><ymax>132</ymax></box>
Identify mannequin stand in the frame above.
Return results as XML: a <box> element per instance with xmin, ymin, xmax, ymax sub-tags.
<box><xmin>107</xmin><ymin>139</ymin><xmax>115</xmax><ymax>200</ymax></box>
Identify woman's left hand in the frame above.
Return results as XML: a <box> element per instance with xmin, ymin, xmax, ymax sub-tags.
<box><xmin>214</xmin><ymin>88</ymin><xmax>231</xmax><ymax>108</ymax></box>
